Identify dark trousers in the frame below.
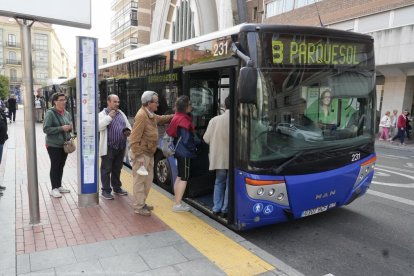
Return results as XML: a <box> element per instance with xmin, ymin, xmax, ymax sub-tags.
<box><xmin>9</xmin><ymin>109</ymin><xmax>16</xmax><ymax>122</ymax></box>
<box><xmin>392</xmin><ymin>128</ymin><xmax>406</xmax><ymax>144</ymax></box>
<box><xmin>100</xmin><ymin>147</ymin><xmax>125</xmax><ymax>193</ymax></box>
<box><xmin>46</xmin><ymin>146</ymin><xmax>68</xmax><ymax>189</ymax></box>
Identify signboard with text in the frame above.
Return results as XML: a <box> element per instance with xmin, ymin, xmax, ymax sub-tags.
<box><xmin>76</xmin><ymin>36</ymin><xmax>98</xmax><ymax>197</ymax></box>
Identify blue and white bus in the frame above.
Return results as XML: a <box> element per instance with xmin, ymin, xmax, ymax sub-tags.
<box><xmin>89</xmin><ymin>23</ymin><xmax>377</xmax><ymax>230</ymax></box>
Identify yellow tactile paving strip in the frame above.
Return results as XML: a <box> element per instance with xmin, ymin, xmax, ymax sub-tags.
<box><xmin>120</xmin><ymin>169</ymin><xmax>274</xmax><ymax>275</ymax></box>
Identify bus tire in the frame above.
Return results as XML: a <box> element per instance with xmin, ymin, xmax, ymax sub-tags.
<box><xmin>154</xmin><ymin>152</ymin><xmax>172</xmax><ymax>192</ymax></box>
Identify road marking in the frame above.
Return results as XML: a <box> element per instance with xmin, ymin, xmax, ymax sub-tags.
<box><xmin>120</xmin><ymin>169</ymin><xmax>274</xmax><ymax>275</ymax></box>
<box><xmin>367</xmin><ymin>190</ymin><xmax>414</xmax><ymax>207</ymax></box>
<box><xmin>373</xmin><ymin>168</ymin><xmax>414</xmax><ymax>188</ymax></box>
<box><xmin>376</xmin><ymin>164</ymin><xmax>414</xmax><ymax>174</ymax></box>
<box><xmin>377</xmin><ymin>154</ymin><xmax>409</xmax><ymax>160</ymax></box>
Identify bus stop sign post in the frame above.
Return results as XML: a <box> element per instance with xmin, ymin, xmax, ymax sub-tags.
<box><xmin>76</xmin><ymin>36</ymin><xmax>99</xmax><ymax>207</ymax></box>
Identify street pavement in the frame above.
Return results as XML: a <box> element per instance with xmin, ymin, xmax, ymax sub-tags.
<box><xmin>0</xmin><ymin>108</ymin><xmax>301</xmax><ymax>276</ymax></box>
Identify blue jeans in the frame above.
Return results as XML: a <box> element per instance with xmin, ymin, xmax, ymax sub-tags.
<box><xmin>213</xmin><ymin>169</ymin><xmax>229</xmax><ymax>213</ymax></box>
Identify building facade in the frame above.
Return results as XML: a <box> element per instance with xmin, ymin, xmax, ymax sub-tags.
<box><xmin>246</xmin><ymin>0</ymin><xmax>414</xmax><ymax>117</ymax></box>
<box><xmin>0</xmin><ymin>16</ymin><xmax>71</xmax><ymax>98</ymax></box>
<box><xmin>110</xmin><ymin>0</ymin><xmax>151</xmax><ymax>61</ymax></box>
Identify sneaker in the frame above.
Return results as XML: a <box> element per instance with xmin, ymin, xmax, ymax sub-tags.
<box><xmin>134</xmin><ymin>207</ymin><xmax>151</xmax><ymax>216</ymax></box>
<box><xmin>401</xmin><ymin>143</ymin><xmax>406</xmax><ymax>146</ymax></box>
<box><xmin>50</xmin><ymin>188</ymin><xmax>62</xmax><ymax>198</ymax></box>
<box><xmin>58</xmin><ymin>187</ymin><xmax>70</xmax><ymax>193</ymax></box>
<box><xmin>0</xmin><ymin>185</ymin><xmax>6</xmax><ymax>191</ymax></box>
<box><xmin>173</xmin><ymin>204</ymin><xmax>190</xmax><ymax>212</ymax></box>
<box><xmin>113</xmin><ymin>188</ymin><xmax>128</xmax><ymax>196</ymax></box>
<box><xmin>144</xmin><ymin>204</ymin><xmax>154</xmax><ymax>211</ymax></box>
<box><xmin>379</xmin><ymin>138</ymin><xmax>384</xmax><ymax>141</ymax></box>
<box><xmin>101</xmin><ymin>192</ymin><xmax>114</xmax><ymax>200</ymax></box>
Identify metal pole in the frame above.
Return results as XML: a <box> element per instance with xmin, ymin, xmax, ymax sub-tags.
<box><xmin>17</xmin><ymin>18</ymin><xmax>40</xmax><ymax>224</ymax></box>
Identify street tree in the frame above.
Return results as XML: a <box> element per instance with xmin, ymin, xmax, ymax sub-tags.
<box><xmin>0</xmin><ymin>75</ymin><xmax>9</xmax><ymax>100</ymax></box>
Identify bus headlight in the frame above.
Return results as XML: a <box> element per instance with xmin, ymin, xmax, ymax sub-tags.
<box><xmin>245</xmin><ymin>178</ymin><xmax>289</xmax><ymax>207</ymax></box>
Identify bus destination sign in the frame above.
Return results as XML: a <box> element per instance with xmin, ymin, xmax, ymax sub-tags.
<box><xmin>270</xmin><ymin>36</ymin><xmax>369</xmax><ymax>66</ymax></box>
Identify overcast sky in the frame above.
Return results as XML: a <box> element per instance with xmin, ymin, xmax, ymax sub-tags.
<box><xmin>53</xmin><ymin>0</ymin><xmax>113</xmax><ymax>64</ymax></box>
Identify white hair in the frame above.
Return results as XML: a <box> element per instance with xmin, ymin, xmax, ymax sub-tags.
<box><xmin>141</xmin><ymin>91</ymin><xmax>158</xmax><ymax>105</ymax></box>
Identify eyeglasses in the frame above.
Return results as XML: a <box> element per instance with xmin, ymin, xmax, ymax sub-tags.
<box><xmin>151</xmin><ymin>101</ymin><xmax>159</xmax><ymax>104</ymax></box>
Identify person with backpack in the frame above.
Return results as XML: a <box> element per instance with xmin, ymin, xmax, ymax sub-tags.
<box><xmin>129</xmin><ymin>91</ymin><xmax>173</xmax><ymax>216</ymax></box>
<box><xmin>166</xmin><ymin>95</ymin><xmax>200</xmax><ymax>213</ymax></box>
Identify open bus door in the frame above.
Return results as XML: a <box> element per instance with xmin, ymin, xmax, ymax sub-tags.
<box><xmin>182</xmin><ymin>65</ymin><xmax>235</xmax><ymax>224</ymax></box>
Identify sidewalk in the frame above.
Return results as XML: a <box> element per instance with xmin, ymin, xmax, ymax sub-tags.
<box><xmin>375</xmin><ymin>135</ymin><xmax>414</xmax><ymax>151</ymax></box>
<box><xmin>0</xmin><ymin>109</ymin><xmax>300</xmax><ymax>276</ymax></box>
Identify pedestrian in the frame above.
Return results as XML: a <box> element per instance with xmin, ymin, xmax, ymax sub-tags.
<box><xmin>391</xmin><ymin>109</ymin><xmax>409</xmax><ymax>146</ymax></box>
<box><xmin>99</xmin><ymin>94</ymin><xmax>131</xmax><ymax>200</ymax></box>
<box><xmin>7</xmin><ymin>94</ymin><xmax>17</xmax><ymax>123</ymax></box>
<box><xmin>378</xmin><ymin>111</ymin><xmax>391</xmax><ymax>141</ymax></box>
<box><xmin>43</xmin><ymin>92</ymin><xmax>73</xmax><ymax>198</ymax></box>
<box><xmin>166</xmin><ymin>95</ymin><xmax>200</xmax><ymax>212</ymax></box>
<box><xmin>389</xmin><ymin>109</ymin><xmax>398</xmax><ymax>139</ymax></box>
<box><xmin>129</xmin><ymin>91</ymin><xmax>173</xmax><ymax>216</ymax></box>
<box><xmin>34</xmin><ymin>95</ymin><xmax>45</xmax><ymax>123</ymax></box>
<box><xmin>203</xmin><ymin>96</ymin><xmax>230</xmax><ymax>218</ymax></box>
<box><xmin>0</xmin><ymin>108</ymin><xmax>8</xmax><ymax>195</ymax></box>
<box><xmin>406</xmin><ymin>112</ymin><xmax>412</xmax><ymax>139</ymax></box>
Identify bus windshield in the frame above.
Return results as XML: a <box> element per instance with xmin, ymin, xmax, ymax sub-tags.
<box><xmin>248</xmin><ymin>68</ymin><xmax>375</xmax><ymax>164</ymax></box>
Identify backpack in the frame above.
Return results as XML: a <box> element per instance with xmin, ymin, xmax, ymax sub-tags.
<box><xmin>161</xmin><ymin>132</ymin><xmax>181</xmax><ymax>157</ymax></box>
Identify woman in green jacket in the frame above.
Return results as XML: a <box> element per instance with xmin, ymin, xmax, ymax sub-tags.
<box><xmin>43</xmin><ymin>92</ymin><xmax>73</xmax><ymax>198</ymax></box>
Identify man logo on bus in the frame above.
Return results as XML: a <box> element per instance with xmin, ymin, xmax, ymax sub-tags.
<box><xmin>315</xmin><ymin>190</ymin><xmax>336</xmax><ymax>200</ymax></box>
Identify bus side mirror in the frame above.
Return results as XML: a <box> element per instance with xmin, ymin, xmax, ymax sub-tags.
<box><xmin>238</xmin><ymin>67</ymin><xmax>257</xmax><ymax>104</ymax></box>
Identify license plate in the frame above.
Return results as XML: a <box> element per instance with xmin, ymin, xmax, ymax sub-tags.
<box><xmin>301</xmin><ymin>205</ymin><xmax>328</xmax><ymax>217</ymax></box>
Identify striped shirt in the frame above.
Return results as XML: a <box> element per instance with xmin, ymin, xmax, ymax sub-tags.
<box><xmin>106</xmin><ymin>108</ymin><xmax>127</xmax><ymax>150</ymax></box>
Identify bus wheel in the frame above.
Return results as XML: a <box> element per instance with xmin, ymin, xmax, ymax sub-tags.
<box><xmin>154</xmin><ymin>152</ymin><xmax>172</xmax><ymax>191</ymax></box>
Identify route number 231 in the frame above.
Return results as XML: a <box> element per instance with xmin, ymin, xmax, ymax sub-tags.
<box><xmin>351</xmin><ymin>152</ymin><xmax>361</xmax><ymax>162</ymax></box>
<box><xmin>213</xmin><ymin>42</ymin><xmax>228</xmax><ymax>56</ymax></box>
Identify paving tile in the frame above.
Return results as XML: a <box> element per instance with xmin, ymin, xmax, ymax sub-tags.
<box><xmin>99</xmin><ymin>252</ymin><xmax>149</xmax><ymax>274</ymax></box>
<box><xmin>16</xmin><ymin>254</ymin><xmax>31</xmax><ymax>275</ymax></box>
<box><xmin>139</xmin><ymin>246</ymin><xmax>187</xmax><ymax>269</ymax></box>
<box><xmin>54</xmin><ymin>260</ymin><xmax>104</xmax><ymax>276</ymax></box>
<box><xmin>110</xmin><ymin>235</ymin><xmax>153</xmax><ymax>254</ymax></box>
<box><xmin>135</xmin><ymin>266</ymin><xmax>180</xmax><ymax>276</ymax></box>
<box><xmin>72</xmin><ymin>240</ymin><xmax>118</xmax><ymax>262</ymax></box>
<box><xmin>173</xmin><ymin>242</ymin><xmax>204</xmax><ymax>260</ymax></box>
<box><xmin>29</xmin><ymin>247</ymin><xmax>76</xmax><ymax>272</ymax></box>
<box><xmin>18</xmin><ymin>268</ymin><xmax>55</xmax><ymax>276</ymax></box>
<box><xmin>174</xmin><ymin>258</ymin><xmax>225</xmax><ymax>276</ymax></box>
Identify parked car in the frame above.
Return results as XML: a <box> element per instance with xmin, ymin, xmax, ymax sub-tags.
<box><xmin>276</xmin><ymin>123</ymin><xmax>323</xmax><ymax>141</ymax></box>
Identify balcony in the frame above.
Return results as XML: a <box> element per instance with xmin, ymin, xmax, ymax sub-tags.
<box><xmin>9</xmin><ymin>77</ymin><xmax>22</xmax><ymax>83</ymax></box>
<box><xmin>111</xmin><ymin>37</ymin><xmax>138</xmax><ymax>53</ymax></box>
<box><xmin>111</xmin><ymin>19</ymin><xmax>138</xmax><ymax>39</ymax></box>
<box><xmin>32</xmin><ymin>45</ymin><xmax>48</xmax><ymax>51</ymax></box>
<box><xmin>6</xmin><ymin>59</ymin><xmax>22</xmax><ymax>65</ymax></box>
<box><xmin>6</xmin><ymin>41</ymin><xmax>20</xmax><ymax>48</ymax></box>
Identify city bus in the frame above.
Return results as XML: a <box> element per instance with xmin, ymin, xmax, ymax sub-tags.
<box><xmin>78</xmin><ymin>23</ymin><xmax>376</xmax><ymax>230</ymax></box>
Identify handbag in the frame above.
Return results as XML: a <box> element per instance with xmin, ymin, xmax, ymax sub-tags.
<box><xmin>63</xmin><ymin>136</ymin><xmax>76</xmax><ymax>153</ymax></box>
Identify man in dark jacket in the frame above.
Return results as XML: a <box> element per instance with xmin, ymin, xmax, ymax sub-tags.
<box><xmin>7</xmin><ymin>94</ymin><xmax>17</xmax><ymax>123</ymax></box>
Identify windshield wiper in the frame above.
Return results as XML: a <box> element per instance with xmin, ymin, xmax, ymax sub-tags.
<box><xmin>272</xmin><ymin>148</ymin><xmax>322</xmax><ymax>175</ymax></box>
